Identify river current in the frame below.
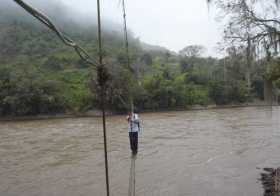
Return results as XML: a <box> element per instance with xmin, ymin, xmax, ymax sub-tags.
<box><xmin>1</xmin><ymin>106</ymin><xmax>280</xmax><ymax>196</ymax></box>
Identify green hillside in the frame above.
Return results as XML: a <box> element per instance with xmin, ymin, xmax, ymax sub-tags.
<box><xmin>0</xmin><ymin>1</ymin><xmax>143</xmax><ymax>115</ymax></box>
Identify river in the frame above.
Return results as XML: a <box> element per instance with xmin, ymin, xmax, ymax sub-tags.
<box><xmin>1</xmin><ymin>106</ymin><xmax>280</xmax><ymax>196</ymax></box>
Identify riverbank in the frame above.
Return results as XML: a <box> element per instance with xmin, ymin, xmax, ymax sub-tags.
<box><xmin>0</xmin><ymin>102</ymin><xmax>278</xmax><ymax>122</ymax></box>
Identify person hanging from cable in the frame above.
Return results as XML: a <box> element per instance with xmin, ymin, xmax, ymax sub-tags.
<box><xmin>127</xmin><ymin>111</ymin><xmax>141</xmax><ymax>155</ymax></box>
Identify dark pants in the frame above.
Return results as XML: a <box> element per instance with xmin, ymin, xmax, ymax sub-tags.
<box><xmin>129</xmin><ymin>132</ymin><xmax>138</xmax><ymax>154</ymax></box>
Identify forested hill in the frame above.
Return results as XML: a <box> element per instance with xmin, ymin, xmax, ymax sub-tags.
<box><xmin>0</xmin><ymin>0</ymin><xmax>143</xmax><ymax>65</ymax></box>
<box><xmin>0</xmin><ymin>1</ymin><xmax>272</xmax><ymax>116</ymax></box>
<box><xmin>0</xmin><ymin>0</ymin><xmax>170</xmax><ymax>116</ymax></box>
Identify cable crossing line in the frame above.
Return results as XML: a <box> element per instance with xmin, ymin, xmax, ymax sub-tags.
<box><xmin>13</xmin><ymin>0</ymin><xmax>99</xmax><ymax>68</ymax></box>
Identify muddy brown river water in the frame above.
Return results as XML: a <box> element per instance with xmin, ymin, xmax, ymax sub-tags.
<box><xmin>1</xmin><ymin>106</ymin><xmax>280</xmax><ymax>196</ymax></box>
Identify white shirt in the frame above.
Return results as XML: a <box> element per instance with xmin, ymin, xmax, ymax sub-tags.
<box><xmin>128</xmin><ymin>113</ymin><xmax>140</xmax><ymax>133</ymax></box>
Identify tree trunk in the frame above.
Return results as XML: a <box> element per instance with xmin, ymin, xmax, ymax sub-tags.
<box><xmin>246</xmin><ymin>38</ymin><xmax>252</xmax><ymax>90</ymax></box>
<box><xmin>246</xmin><ymin>70</ymin><xmax>251</xmax><ymax>90</ymax></box>
<box><xmin>264</xmin><ymin>79</ymin><xmax>273</xmax><ymax>105</ymax></box>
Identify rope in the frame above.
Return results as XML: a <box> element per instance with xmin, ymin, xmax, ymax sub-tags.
<box><xmin>121</xmin><ymin>0</ymin><xmax>135</xmax><ymax>113</ymax></box>
<box><xmin>128</xmin><ymin>155</ymin><xmax>136</xmax><ymax>196</ymax></box>
<box><xmin>13</xmin><ymin>0</ymin><xmax>99</xmax><ymax>68</ymax></box>
<box><xmin>121</xmin><ymin>0</ymin><xmax>134</xmax><ymax>73</ymax></box>
<box><xmin>96</xmin><ymin>0</ymin><xmax>110</xmax><ymax>195</ymax></box>
<box><xmin>121</xmin><ymin>4</ymin><xmax>137</xmax><ymax>195</ymax></box>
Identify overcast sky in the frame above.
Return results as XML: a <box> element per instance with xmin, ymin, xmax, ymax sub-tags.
<box><xmin>27</xmin><ymin>0</ymin><xmax>224</xmax><ymax>57</ymax></box>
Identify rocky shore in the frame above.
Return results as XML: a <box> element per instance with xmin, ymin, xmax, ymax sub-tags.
<box><xmin>260</xmin><ymin>168</ymin><xmax>280</xmax><ymax>196</ymax></box>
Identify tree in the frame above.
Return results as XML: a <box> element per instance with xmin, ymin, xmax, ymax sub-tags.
<box><xmin>211</xmin><ymin>0</ymin><xmax>280</xmax><ymax>104</ymax></box>
<box><xmin>179</xmin><ymin>45</ymin><xmax>207</xmax><ymax>73</ymax></box>
<box><xmin>140</xmin><ymin>53</ymin><xmax>153</xmax><ymax>66</ymax></box>
<box><xmin>179</xmin><ymin>45</ymin><xmax>206</xmax><ymax>57</ymax></box>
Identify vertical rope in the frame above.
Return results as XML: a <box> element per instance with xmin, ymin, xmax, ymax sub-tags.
<box><xmin>121</xmin><ymin>0</ymin><xmax>134</xmax><ymax>113</ymax></box>
<box><xmin>121</xmin><ymin>4</ymin><xmax>137</xmax><ymax>196</ymax></box>
<box><xmin>97</xmin><ymin>0</ymin><xmax>110</xmax><ymax>196</ymax></box>
<box><xmin>122</xmin><ymin>0</ymin><xmax>130</xmax><ymax>69</ymax></box>
<box><xmin>128</xmin><ymin>155</ymin><xmax>136</xmax><ymax>196</ymax></box>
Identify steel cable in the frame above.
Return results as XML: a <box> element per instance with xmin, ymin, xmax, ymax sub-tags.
<box><xmin>13</xmin><ymin>0</ymin><xmax>99</xmax><ymax>68</ymax></box>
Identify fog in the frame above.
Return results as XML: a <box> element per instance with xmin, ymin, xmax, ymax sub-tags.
<box><xmin>63</xmin><ymin>0</ymin><xmax>223</xmax><ymax>57</ymax></box>
<box><xmin>6</xmin><ymin>0</ymin><xmax>222</xmax><ymax>57</ymax></box>
<box><xmin>3</xmin><ymin>0</ymin><xmax>124</xmax><ymax>35</ymax></box>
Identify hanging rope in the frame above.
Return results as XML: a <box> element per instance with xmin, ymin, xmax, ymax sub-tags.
<box><xmin>121</xmin><ymin>0</ymin><xmax>135</xmax><ymax>113</ymax></box>
<box><xmin>96</xmin><ymin>0</ymin><xmax>110</xmax><ymax>195</ymax></box>
<box><xmin>121</xmin><ymin>0</ymin><xmax>134</xmax><ymax>73</ymax></box>
<box><xmin>13</xmin><ymin>0</ymin><xmax>98</xmax><ymax>67</ymax></box>
<box><xmin>121</xmin><ymin>3</ymin><xmax>137</xmax><ymax>195</ymax></box>
<box><xmin>128</xmin><ymin>155</ymin><xmax>136</xmax><ymax>196</ymax></box>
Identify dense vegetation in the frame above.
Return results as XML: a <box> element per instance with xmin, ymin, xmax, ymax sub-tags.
<box><xmin>0</xmin><ymin>1</ymin><xmax>279</xmax><ymax>116</ymax></box>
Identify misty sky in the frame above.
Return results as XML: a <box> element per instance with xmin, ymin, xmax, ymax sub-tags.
<box><xmin>23</xmin><ymin>0</ymin><xmax>224</xmax><ymax>57</ymax></box>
